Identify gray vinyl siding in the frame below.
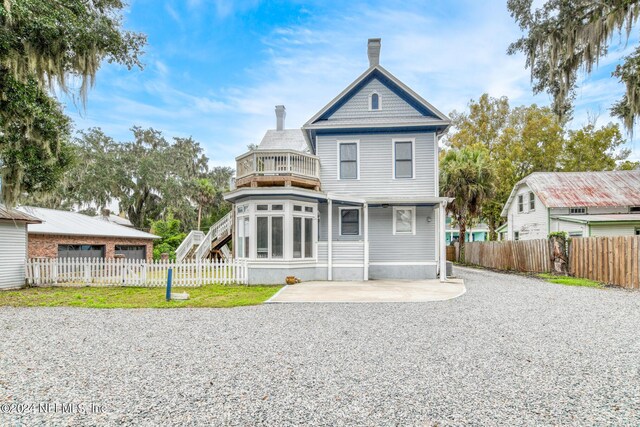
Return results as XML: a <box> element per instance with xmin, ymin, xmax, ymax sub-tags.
<box><xmin>327</xmin><ymin>78</ymin><xmax>422</xmax><ymax>121</ymax></box>
<box><xmin>369</xmin><ymin>206</ymin><xmax>436</xmax><ymax>262</ymax></box>
<box><xmin>317</xmin><ymin>132</ymin><xmax>436</xmax><ymax>198</ymax></box>
<box><xmin>0</xmin><ymin>221</ymin><xmax>28</xmax><ymax>289</ymax></box>
<box><xmin>318</xmin><ymin>203</ymin><xmax>328</xmax><ymax>241</ymax></box>
<box><xmin>317</xmin><ymin>202</ymin><xmax>364</xmax><ymax>242</ymax></box>
<box><xmin>319</xmin><ymin>204</ymin><xmax>435</xmax><ymax>262</ymax></box>
<box><xmin>317</xmin><ymin>242</ymin><xmax>328</xmax><ymax>263</ymax></box>
<box><xmin>333</xmin><ymin>242</ymin><xmax>364</xmax><ymax>265</ymax></box>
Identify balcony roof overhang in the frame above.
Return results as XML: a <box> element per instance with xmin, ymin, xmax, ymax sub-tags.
<box><xmin>224</xmin><ymin>187</ymin><xmax>452</xmax><ymax>206</ymax></box>
<box><xmin>224</xmin><ymin>187</ymin><xmax>327</xmax><ymax>203</ymax></box>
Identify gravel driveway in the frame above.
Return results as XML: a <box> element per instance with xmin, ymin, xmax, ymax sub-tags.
<box><xmin>2</xmin><ymin>267</ymin><xmax>640</xmax><ymax>426</ymax></box>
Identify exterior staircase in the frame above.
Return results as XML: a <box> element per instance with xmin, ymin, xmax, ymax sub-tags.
<box><xmin>176</xmin><ymin>212</ymin><xmax>233</xmax><ymax>262</ymax></box>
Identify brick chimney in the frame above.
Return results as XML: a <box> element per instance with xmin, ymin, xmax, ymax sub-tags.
<box><xmin>368</xmin><ymin>38</ymin><xmax>381</xmax><ymax>67</ymax></box>
<box><xmin>275</xmin><ymin>105</ymin><xmax>286</xmax><ymax>131</ymax></box>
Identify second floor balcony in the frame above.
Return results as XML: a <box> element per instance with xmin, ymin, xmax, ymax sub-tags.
<box><xmin>235</xmin><ymin>150</ymin><xmax>321</xmax><ymax>191</ymax></box>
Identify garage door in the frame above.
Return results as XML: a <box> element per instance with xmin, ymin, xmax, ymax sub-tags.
<box><xmin>58</xmin><ymin>244</ymin><xmax>105</xmax><ymax>259</ymax></box>
<box><xmin>115</xmin><ymin>245</ymin><xmax>146</xmax><ymax>260</ymax></box>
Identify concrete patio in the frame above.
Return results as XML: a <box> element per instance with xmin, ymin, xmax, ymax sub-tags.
<box><xmin>266</xmin><ymin>278</ymin><xmax>466</xmax><ymax>303</ymax></box>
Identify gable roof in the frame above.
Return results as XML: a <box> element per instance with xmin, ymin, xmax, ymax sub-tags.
<box><xmin>258</xmin><ymin>129</ymin><xmax>311</xmax><ymax>152</ymax></box>
<box><xmin>17</xmin><ymin>206</ymin><xmax>159</xmax><ymax>239</ymax></box>
<box><xmin>303</xmin><ymin>65</ymin><xmax>450</xmax><ymax>130</ymax></box>
<box><xmin>0</xmin><ymin>204</ymin><xmax>42</xmax><ymax>223</ymax></box>
<box><xmin>500</xmin><ymin>171</ymin><xmax>640</xmax><ymax>216</ymax></box>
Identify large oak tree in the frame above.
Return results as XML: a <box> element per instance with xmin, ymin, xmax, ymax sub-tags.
<box><xmin>0</xmin><ymin>0</ymin><xmax>146</xmax><ymax>205</ymax></box>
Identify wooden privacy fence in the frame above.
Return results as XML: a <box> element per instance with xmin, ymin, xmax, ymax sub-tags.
<box><xmin>569</xmin><ymin>236</ymin><xmax>640</xmax><ymax>289</ymax></box>
<box><xmin>465</xmin><ymin>239</ymin><xmax>551</xmax><ymax>273</ymax></box>
<box><xmin>464</xmin><ymin>236</ymin><xmax>640</xmax><ymax>289</ymax></box>
<box><xmin>25</xmin><ymin>258</ymin><xmax>248</xmax><ymax>287</ymax></box>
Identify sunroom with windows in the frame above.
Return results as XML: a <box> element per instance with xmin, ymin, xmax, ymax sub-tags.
<box><xmin>235</xmin><ymin>200</ymin><xmax>317</xmax><ymax>261</ymax></box>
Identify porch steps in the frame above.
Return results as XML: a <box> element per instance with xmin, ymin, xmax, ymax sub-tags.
<box><xmin>176</xmin><ymin>212</ymin><xmax>233</xmax><ymax>262</ymax></box>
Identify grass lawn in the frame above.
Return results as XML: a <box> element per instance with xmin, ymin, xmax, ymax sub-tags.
<box><xmin>0</xmin><ymin>284</ymin><xmax>282</xmax><ymax>309</ymax></box>
<box><xmin>538</xmin><ymin>273</ymin><xmax>604</xmax><ymax>288</ymax></box>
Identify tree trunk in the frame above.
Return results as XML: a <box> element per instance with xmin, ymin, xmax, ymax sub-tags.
<box><xmin>488</xmin><ymin>217</ymin><xmax>497</xmax><ymax>241</ymax></box>
<box><xmin>458</xmin><ymin>217</ymin><xmax>467</xmax><ymax>263</ymax></box>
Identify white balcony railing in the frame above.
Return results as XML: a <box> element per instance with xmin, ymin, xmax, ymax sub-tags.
<box><xmin>195</xmin><ymin>211</ymin><xmax>233</xmax><ymax>260</ymax></box>
<box><xmin>175</xmin><ymin>230</ymin><xmax>205</xmax><ymax>262</ymax></box>
<box><xmin>236</xmin><ymin>150</ymin><xmax>320</xmax><ymax>181</ymax></box>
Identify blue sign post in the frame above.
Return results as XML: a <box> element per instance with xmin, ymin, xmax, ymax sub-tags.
<box><xmin>165</xmin><ymin>267</ymin><xmax>173</xmax><ymax>301</ymax></box>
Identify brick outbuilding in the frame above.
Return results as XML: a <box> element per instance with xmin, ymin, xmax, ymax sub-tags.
<box><xmin>17</xmin><ymin>207</ymin><xmax>158</xmax><ymax>261</ymax></box>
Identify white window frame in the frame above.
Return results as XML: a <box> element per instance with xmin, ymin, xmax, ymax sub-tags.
<box><xmin>235</xmin><ymin>200</ymin><xmax>317</xmax><ymax>261</ymax></box>
<box><xmin>236</xmin><ymin>214</ymin><xmax>250</xmax><ymax>259</ymax></box>
<box><xmin>338</xmin><ymin>207</ymin><xmax>361</xmax><ymax>236</ymax></box>
<box><xmin>337</xmin><ymin>140</ymin><xmax>360</xmax><ymax>180</ymax></box>
<box><xmin>569</xmin><ymin>207</ymin><xmax>587</xmax><ymax>215</ymax></box>
<box><xmin>255</xmin><ymin>215</ymin><xmax>285</xmax><ymax>260</ymax></box>
<box><xmin>292</xmin><ymin>207</ymin><xmax>316</xmax><ymax>259</ymax></box>
<box><xmin>517</xmin><ymin>195</ymin><xmax>524</xmax><ymax>213</ymax></box>
<box><xmin>392</xmin><ymin>138</ymin><xmax>416</xmax><ymax>179</ymax></box>
<box><xmin>369</xmin><ymin>92</ymin><xmax>382</xmax><ymax>111</ymax></box>
<box><xmin>529</xmin><ymin>192</ymin><xmax>535</xmax><ymax>211</ymax></box>
<box><xmin>392</xmin><ymin>206</ymin><xmax>416</xmax><ymax>235</ymax></box>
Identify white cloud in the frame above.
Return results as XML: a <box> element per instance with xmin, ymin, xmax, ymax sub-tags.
<box><xmin>71</xmin><ymin>0</ymin><xmax>640</xmax><ymax>167</ymax></box>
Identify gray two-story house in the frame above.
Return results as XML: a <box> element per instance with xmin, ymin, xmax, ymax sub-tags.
<box><xmin>177</xmin><ymin>39</ymin><xmax>451</xmax><ymax>284</ymax></box>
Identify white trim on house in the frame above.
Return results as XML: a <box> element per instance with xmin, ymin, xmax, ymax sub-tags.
<box><xmin>391</xmin><ymin>137</ymin><xmax>416</xmax><ymax>180</ymax></box>
<box><xmin>392</xmin><ymin>206</ymin><xmax>416</xmax><ymax>235</ymax></box>
<box><xmin>434</xmin><ymin>133</ymin><xmax>440</xmax><ymax>197</ymax></box>
<box><xmin>235</xmin><ymin>199</ymin><xmax>317</xmax><ymax>262</ymax></box>
<box><xmin>336</xmin><ymin>140</ymin><xmax>360</xmax><ymax>180</ymax></box>
<box><xmin>224</xmin><ymin>186</ymin><xmax>325</xmax><ymax>203</ymax></box>
<box><xmin>303</xmin><ymin>64</ymin><xmax>450</xmax><ymax>127</ymax></box>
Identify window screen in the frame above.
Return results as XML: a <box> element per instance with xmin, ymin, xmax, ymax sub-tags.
<box><xmin>304</xmin><ymin>217</ymin><xmax>313</xmax><ymax>258</ymax></box>
<box><xmin>256</xmin><ymin>217</ymin><xmax>268</xmax><ymax>258</ymax></box>
<box><xmin>339</xmin><ymin>143</ymin><xmax>358</xmax><ymax>179</ymax></box>
<box><xmin>395</xmin><ymin>141</ymin><xmax>413</xmax><ymax>178</ymax></box>
<box><xmin>293</xmin><ymin>217</ymin><xmax>302</xmax><ymax>258</ymax></box>
<box><xmin>271</xmin><ymin>217</ymin><xmax>283</xmax><ymax>258</ymax></box>
<box><xmin>340</xmin><ymin>209</ymin><xmax>359</xmax><ymax>235</ymax></box>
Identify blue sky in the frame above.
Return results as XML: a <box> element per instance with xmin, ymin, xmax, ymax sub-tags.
<box><xmin>63</xmin><ymin>0</ymin><xmax>640</xmax><ymax>167</ymax></box>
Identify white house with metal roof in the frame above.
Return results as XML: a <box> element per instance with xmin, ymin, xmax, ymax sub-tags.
<box><xmin>177</xmin><ymin>38</ymin><xmax>452</xmax><ymax>284</ymax></box>
<box><xmin>501</xmin><ymin>171</ymin><xmax>640</xmax><ymax>240</ymax></box>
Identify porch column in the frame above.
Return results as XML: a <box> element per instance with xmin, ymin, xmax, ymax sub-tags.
<box><xmin>363</xmin><ymin>202</ymin><xmax>369</xmax><ymax>281</ymax></box>
<box><xmin>327</xmin><ymin>198</ymin><xmax>333</xmax><ymax>281</ymax></box>
<box><xmin>439</xmin><ymin>201</ymin><xmax>447</xmax><ymax>282</ymax></box>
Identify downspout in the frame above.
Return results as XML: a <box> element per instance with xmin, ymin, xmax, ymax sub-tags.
<box><xmin>363</xmin><ymin>202</ymin><xmax>369</xmax><ymax>281</ymax></box>
<box><xmin>439</xmin><ymin>201</ymin><xmax>447</xmax><ymax>282</ymax></box>
<box><xmin>327</xmin><ymin>198</ymin><xmax>333</xmax><ymax>281</ymax></box>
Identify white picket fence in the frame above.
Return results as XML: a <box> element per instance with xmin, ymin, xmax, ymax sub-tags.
<box><xmin>25</xmin><ymin>258</ymin><xmax>248</xmax><ymax>287</ymax></box>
